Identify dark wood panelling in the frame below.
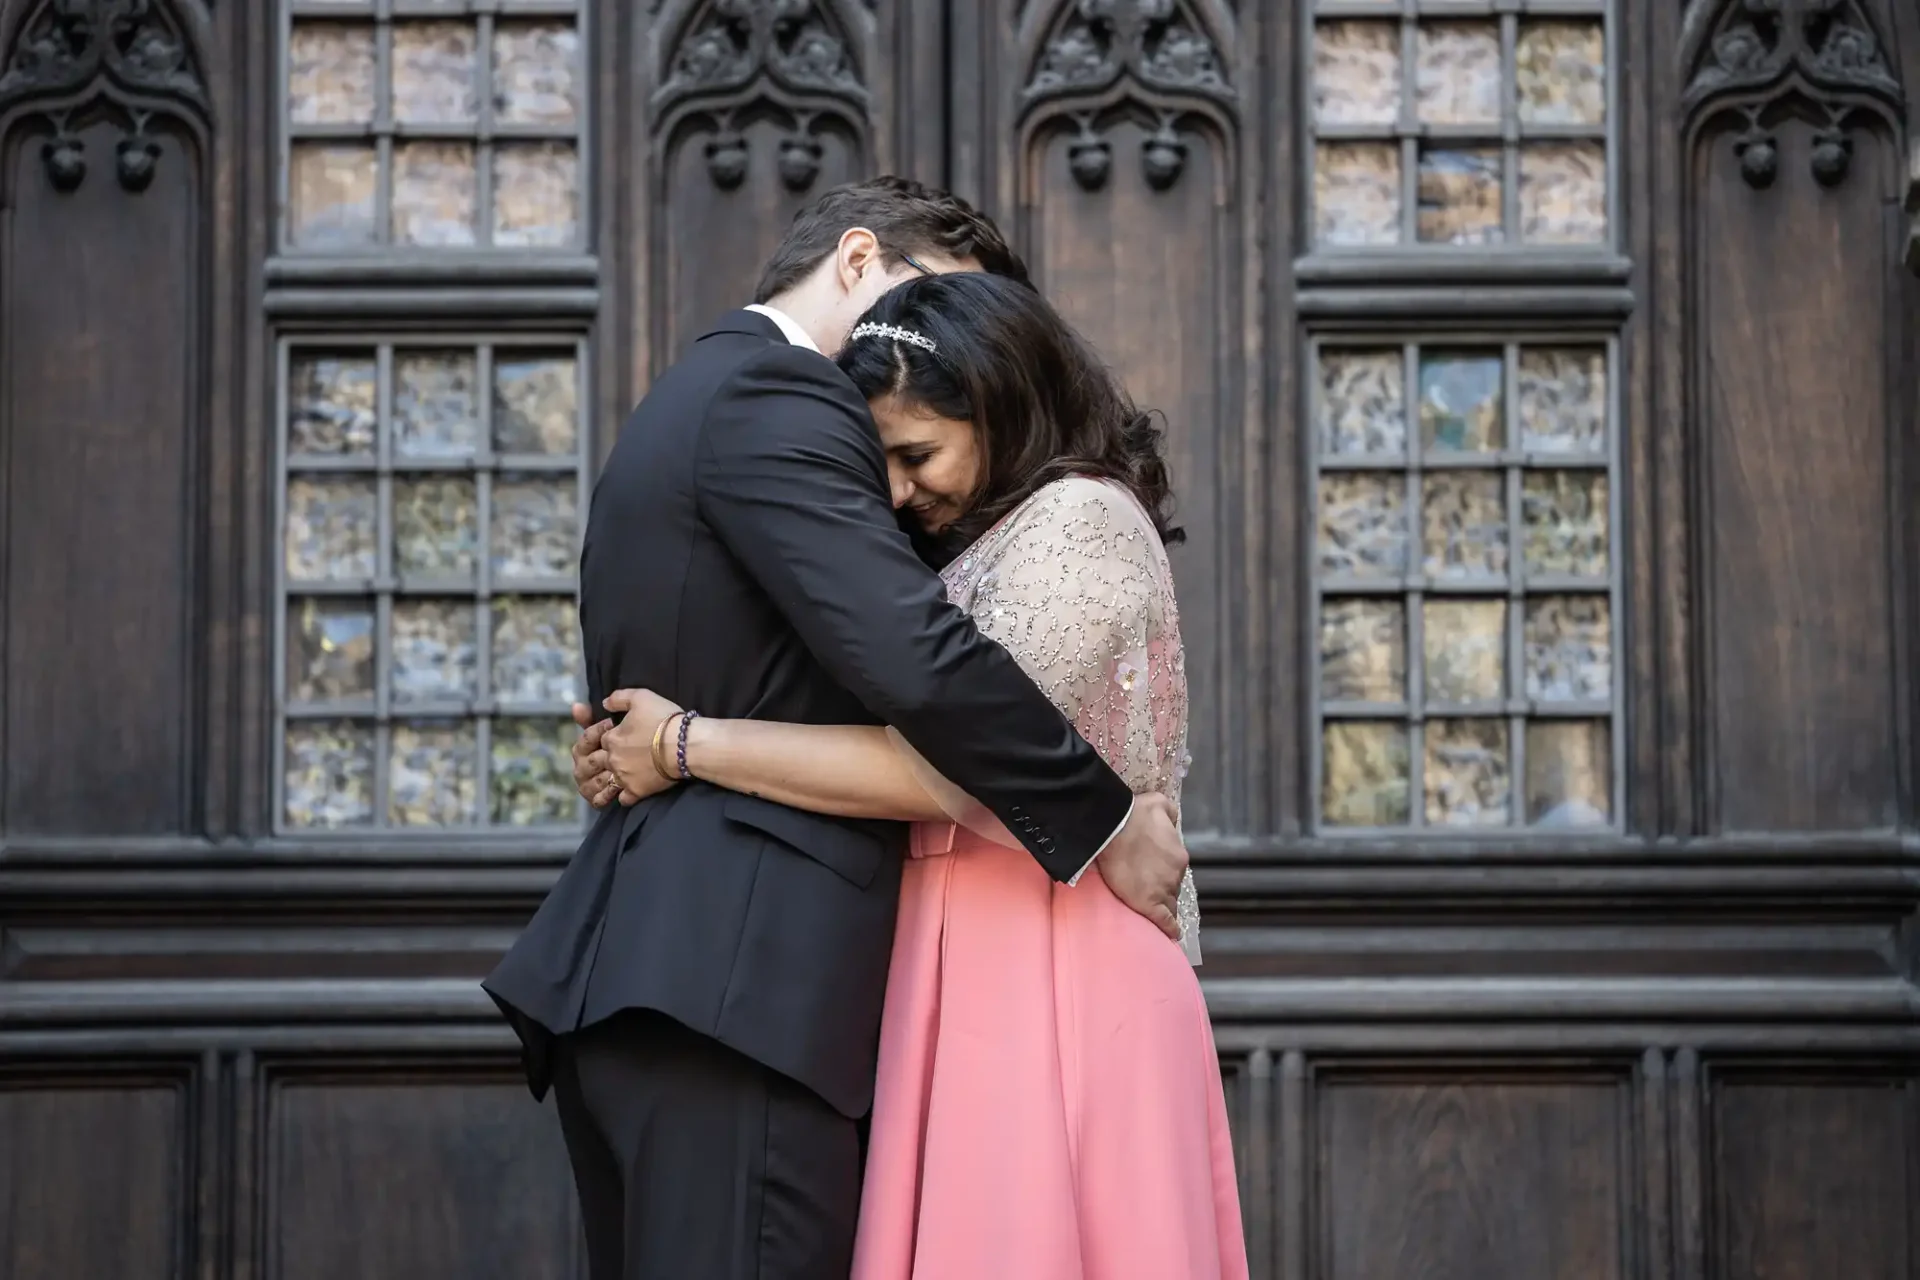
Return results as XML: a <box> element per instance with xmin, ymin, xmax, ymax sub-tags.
<box><xmin>1312</xmin><ymin>1065</ymin><xmax>1631</xmax><ymax>1280</ymax></box>
<box><xmin>954</xmin><ymin>0</ymin><xmax>1259</xmax><ymax>835</ymax></box>
<box><xmin>1679</xmin><ymin>0</ymin><xmax>1910</xmax><ymax>834</ymax></box>
<box><xmin>1709</xmin><ymin>1069</ymin><xmax>1918</xmax><ymax>1280</ymax></box>
<box><xmin>630</xmin><ymin>0</ymin><xmax>931</xmax><ymax>394</ymax></box>
<box><xmin>0</xmin><ymin>1064</ymin><xmax>194</xmax><ymax>1280</ymax></box>
<box><xmin>1696</xmin><ymin>119</ymin><xmax>1901</xmax><ymax>832</ymax></box>
<box><xmin>1027</xmin><ymin>110</ymin><xmax>1238</xmax><ymax>833</ymax></box>
<box><xmin>261</xmin><ymin>1059</ymin><xmax>580</xmax><ymax>1280</ymax></box>
<box><xmin>1</xmin><ymin>113</ymin><xmax>202</xmax><ymax>836</ymax></box>
<box><xmin>658</xmin><ymin>110</ymin><xmax>863</xmax><ymax>353</ymax></box>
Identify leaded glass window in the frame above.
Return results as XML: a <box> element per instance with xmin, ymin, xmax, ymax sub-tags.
<box><xmin>1311</xmin><ymin>338</ymin><xmax>1620</xmax><ymax>831</ymax></box>
<box><xmin>1309</xmin><ymin>0</ymin><xmax>1609</xmax><ymax>248</ymax></box>
<box><xmin>281</xmin><ymin>0</ymin><xmax>583</xmax><ymax>251</ymax></box>
<box><xmin>275</xmin><ymin>338</ymin><xmax>589</xmax><ymax>831</ymax></box>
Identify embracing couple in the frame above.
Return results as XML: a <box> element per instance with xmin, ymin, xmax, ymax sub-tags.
<box><xmin>485</xmin><ymin>177</ymin><xmax>1248</xmax><ymax>1280</ymax></box>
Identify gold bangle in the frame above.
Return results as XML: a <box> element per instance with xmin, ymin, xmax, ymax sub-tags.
<box><xmin>650</xmin><ymin>712</ymin><xmax>683</xmax><ymax>782</ymax></box>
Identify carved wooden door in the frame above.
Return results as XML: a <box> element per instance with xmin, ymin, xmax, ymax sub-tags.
<box><xmin>3</xmin><ymin>0</ymin><xmax>1920</xmax><ymax>1277</ymax></box>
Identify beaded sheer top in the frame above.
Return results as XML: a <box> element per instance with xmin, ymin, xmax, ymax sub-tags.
<box><xmin>889</xmin><ymin>475</ymin><xmax>1201</xmax><ymax>965</ymax></box>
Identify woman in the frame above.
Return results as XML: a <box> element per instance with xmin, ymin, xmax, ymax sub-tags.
<box><xmin>592</xmin><ymin>272</ymin><xmax>1247</xmax><ymax>1279</ymax></box>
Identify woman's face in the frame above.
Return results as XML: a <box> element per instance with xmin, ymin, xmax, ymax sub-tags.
<box><xmin>869</xmin><ymin>391</ymin><xmax>981</xmax><ymax>535</ymax></box>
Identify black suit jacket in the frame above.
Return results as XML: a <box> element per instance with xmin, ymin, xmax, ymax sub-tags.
<box><xmin>483</xmin><ymin>310</ymin><xmax>1133</xmax><ymax>1118</ymax></box>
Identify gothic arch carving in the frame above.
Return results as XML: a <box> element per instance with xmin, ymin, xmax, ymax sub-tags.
<box><xmin>0</xmin><ymin>0</ymin><xmax>210</xmax><ymax>195</ymax></box>
<box><xmin>1679</xmin><ymin>0</ymin><xmax>1905</xmax><ymax>190</ymax></box>
<box><xmin>1015</xmin><ymin>0</ymin><xmax>1236</xmax><ymax>196</ymax></box>
<box><xmin>651</xmin><ymin>0</ymin><xmax>871</xmax><ymax>193</ymax></box>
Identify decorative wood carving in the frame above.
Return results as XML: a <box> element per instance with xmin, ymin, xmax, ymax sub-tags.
<box><xmin>1905</xmin><ymin>141</ymin><xmax>1920</xmax><ymax>272</ymax></box>
<box><xmin>1020</xmin><ymin>0</ymin><xmax>1233</xmax><ymax>194</ymax></box>
<box><xmin>0</xmin><ymin>0</ymin><xmax>207</xmax><ymax>194</ymax></box>
<box><xmin>653</xmin><ymin>0</ymin><xmax>868</xmax><ymax>193</ymax></box>
<box><xmin>1680</xmin><ymin>0</ymin><xmax>1903</xmax><ymax>190</ymax></box>
<box><xmin>1024</xmin><ymin>0</ymin><xmax>1231</xmax><ymax>111</ymax></box>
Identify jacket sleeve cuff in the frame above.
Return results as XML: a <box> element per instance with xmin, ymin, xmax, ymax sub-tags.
<box><xmin>1065</xmin><ymin>795</ymin><xmax>1134</xmax><ymax>887</ymax></box>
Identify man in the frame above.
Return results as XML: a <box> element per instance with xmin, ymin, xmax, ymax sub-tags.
<box><xmin>483</xmin><ymin>177</ymin><xmax>1190</xmax><ymax>1280</ymax></box>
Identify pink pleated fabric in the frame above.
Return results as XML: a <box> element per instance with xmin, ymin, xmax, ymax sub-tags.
<box><xmin>848</xmin><ymin>822</ymin><xmax>1249</xmax><ymax>1280</ymax></box>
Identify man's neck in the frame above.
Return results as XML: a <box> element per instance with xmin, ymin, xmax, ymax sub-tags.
<box><xmin>760</xmin><ymin>287</ymin><xmax>837</xmax><ymax>355</ymax></box>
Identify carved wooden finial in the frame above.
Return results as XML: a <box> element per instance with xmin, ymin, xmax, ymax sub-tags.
<box><xmin>1680</xmin><ymin>0</ymin><xmax>1902</xmax><ymax>192</ymax></box>
<box><xmin>653</xmin><ymin>0</ymin><xmax>868</xmax><ymax>192</ymax></box>
<box><xmin>0</xmin><ymin>0</ymin><xmax>207</xmax><ymax>194</ymax></box>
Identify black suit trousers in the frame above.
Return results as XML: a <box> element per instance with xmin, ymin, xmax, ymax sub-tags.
<box><xmin>550</xmin><ymin>1010</ymin><xmax>863</xmax><ymax>1280</ymax></box>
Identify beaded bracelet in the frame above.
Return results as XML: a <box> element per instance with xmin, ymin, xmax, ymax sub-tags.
<box><xmin>675</xmin><ymin>709</ymin><xmax>700</xmax><ymax>780</ymax></box>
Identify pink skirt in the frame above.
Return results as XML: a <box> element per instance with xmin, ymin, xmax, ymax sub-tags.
<box><xmin>850</xmin><ymin>822</ymin><xmax>1249</xmax><ymax>1280</ymax></box>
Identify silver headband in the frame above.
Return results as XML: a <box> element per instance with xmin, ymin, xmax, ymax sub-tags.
<box><xmin>849</xmin><ymin>322</ymin><xmax>937</xmax><ymax>353</ymax></box>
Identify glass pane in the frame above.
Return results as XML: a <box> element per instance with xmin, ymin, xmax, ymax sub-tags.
<box><xmin>1520</xmin><ymin>143</ymin><xmax>1607</xmax><ymax>244</ymax></box>
<box><xmin>284</xmin><ymin>720</ymin><xmax>375</xmax><ymax>827</ymax></box>
<box><xmin>1313</xmin><ymin>21</ymin><xmax>1401</xmax><ymax>126</ymax></box>
<box><xmin>288</xmin><ymin>23</ymin><xmax>376</xmax><ymax>126</ymax></box>
<box><xmin>1322</xmin><ymin>721</ymin><xmax>1411</xmax><ymax>826</ymax></box>
<box><xmin>394</xmin><ymin>350</ymin><xmax>481</xmax><ymax>459</ymax></box>
<box><xmin>393</xmin><ymin>477</ymin><xmax>479</xmax><ymax>581</ymax></box>
<box><xmin>285</xmin><ymin>477</ymin><xmax>377</xmax><ymax>581</ymax></box>
<box><xmin>1314</xmin><ymin>143</ymin><xmax>1401</xmax><ymax>247</ymax></box>
<box><xmin>493</xmin><ymin>21</ymin><xmax>580</xmax><ymax>126</ymax></box>
<box><xmin>491</xmin><ymin>718</ymin><xmax>577</xmax><ymax>824</ymax></box>
<box><xmin>491</xmin><ymin>597</ymin><xmax>580</xmax><ymax>702</ymax></box>
<box><xmin>391</xmin><ymin>599</ymin><xmax>479</xmax><ymax>703</ymax></box>
<box><xmin>1419</xmin><ymin>350</ymin><xmax>1504</xmax><ymax>452</ymax></box>
<box><xmin>493</xmin><ymin>355</ymin><xmax>579</xmax><ymax>454</ymax></box>
<box><xmin>1516</xmin><ymin>21</ymin><xmax>1606</xmax><ymax>126</ymax></box>
<box><xmin>1421</xmin><ymin>471</ymin><xmax>1508</xmax><ymax>580</ymax></box>
<box><xmin>1423</xmin><ymin>599</ymin><xmax>1506</xmax><ymax>704</ymax></box>
<box><xmin>1522</xmin><ymin>471</ymin><xmax>1608</xmax><ymax>578</ymax></box>
<box><xmin>1320</xmin><ymin>598</ymin><xmax>1406</xmax><ymax>703</ymax></box>
<box><xmin>1424</xmin><ymin>718</ymin><xmax>1511</xmax><ymax>825</ymax></box>
<box><xmin>492</xmin><ymin>476</ymin><xmax>579</xmax><ymax>579</ymax></box>
<box><xmin>1319</xmin><ymin>350</ymin><xmax>1406</xmax><ymax>457</ymax></box>
<box><xmin>288</xmin><ymin>145</ymin><xmax>377</xmax><ymax>249</ymax></box>
<box><xmin>1527</xmin><ymin>719</ymin><xmax>1611</xmax><ymax>825</ymax></box>
<box><xmin>1524</xmin><ymin>594</ymin><xmax>1611</xmax><ymax>701</ymax></box>
<box><xmin>1417</xmin><ymin>147</ymin><xmax>1502</xmax><ymax>245</ymax></box>
<box><xmin>1414</xmin><ymin>22</ymin><xmax>1501</xmax><ymax>125</ymax></box>
<box><xmin>393</xmin><ymin>142</ymin><xmax>477</xmax><ymax>247</ymax></box>
<box><xmin>391</xmin><ymin>21</ymin><xmax>478</xmax><ymax>125</ymax></box>
<box><xmin>286</xmin><ymin>598</ymin><xmax>375</xmax><ymax>703</ymax></box>
<box><xmin>288</xmin><ymin>353</ymin><xmax>377</xmax><ymax>458</ymax></box>
<box><xmin>1517</xmin><ymin>346</ymin><xmax>1607</xmax><ymax>453</ymax></box>
<box><xmin>389</xmin><ymin>721</ymin><xmax>479</xmax><ymax>825</ymax></box>
<box><xmin>1318</xmin><ymin>474</ymin><xmax>1409</xmax><ymax>578</ymax></box>
<box><xmin>492</xmin><ymin>142</ymin><xmax>579</xmax><ymax>247</ymax></box>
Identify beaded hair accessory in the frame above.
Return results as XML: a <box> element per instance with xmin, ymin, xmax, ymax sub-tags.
<box><xmin>850</xmin><ymin>322</ymin><xmax>937</xmax><ymax>353</ymax></box>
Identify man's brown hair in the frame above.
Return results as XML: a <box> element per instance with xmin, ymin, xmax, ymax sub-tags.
<box><xmin>752</xmin><ymin>176</ymin><xmax>1030</xmax><ymax>303</ymax></box>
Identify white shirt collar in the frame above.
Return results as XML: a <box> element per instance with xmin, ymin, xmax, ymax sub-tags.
<box><xmin>744</xmin><ymin>303</ymin><xmax>822</xmax><ymax>354</ymax></box>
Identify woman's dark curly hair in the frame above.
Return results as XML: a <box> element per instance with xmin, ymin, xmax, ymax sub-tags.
<box><xmin>835</xmin><ymin>271</ymin><xmax>1182</xmax><ymax>551</ymax></box>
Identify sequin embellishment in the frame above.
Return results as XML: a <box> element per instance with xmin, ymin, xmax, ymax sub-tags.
<box><xmin>941</xmin><ymin>476</ymin><xmax>1201</xmax><ymax>963</ymax></box>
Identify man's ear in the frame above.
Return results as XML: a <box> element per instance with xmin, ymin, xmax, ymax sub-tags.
<box><xmin>835</xmin><ymin>227</ymin><xmax>882</xmax><ymax>293</ymax></box>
